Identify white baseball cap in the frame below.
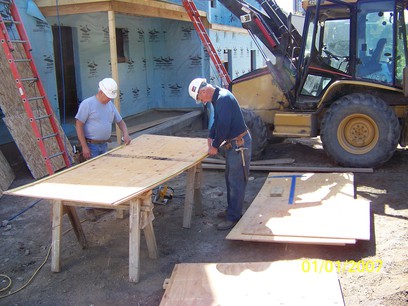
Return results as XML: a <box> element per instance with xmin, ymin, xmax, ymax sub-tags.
<box><xmin>99</xmin><ymin>78</ymin><xmax>118</xmax><ymax>99</ymax></box>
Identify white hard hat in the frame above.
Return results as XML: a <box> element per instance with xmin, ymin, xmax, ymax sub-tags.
<box><xmin>188</xmin><ymin>78</ymin><xmax>207</xmax><ymax>103</ymax></box>
<box><xmin>99</xmin><ymin>78</ymin><xmax>118</xmax><ymax>99</ymax></box>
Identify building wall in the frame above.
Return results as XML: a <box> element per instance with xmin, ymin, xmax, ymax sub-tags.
<box><xmin>0</xmin><ymin>0</ymin><xmax>269</xmax><ymax>144</ymax></box>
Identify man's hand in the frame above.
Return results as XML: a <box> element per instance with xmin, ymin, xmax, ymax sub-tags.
<box><xmin>208</xmin><ymin>145</ymin><xmax>218</xmax><ymax>156</ymax></box>
<box><xmin>82</xmin><ymin>145</ymin><xmax>91</xmax><ymax>160</ymax></box>
<box><xmin>123</xmin><ymin>134</ymin><xmax>131</xmax><ymax>145</ymax></box>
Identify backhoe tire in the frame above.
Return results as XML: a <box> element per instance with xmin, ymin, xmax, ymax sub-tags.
<box><xmin>320</xmin><ymin>93</ymin><xmax>400</xmax><ymax>168</ymax></box>
<box><xmin>241</xmin><ymin>108</ymin><xmax>268</xmax><ymax>160</ymax></box>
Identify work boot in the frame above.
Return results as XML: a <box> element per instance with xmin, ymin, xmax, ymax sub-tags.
<box><xmin>216</xmin><ymin>220</ymin><xmax>237</xmax><ymax>231</ymax></box>
<box><xmin>217</xmin><ymin>210</ymin><xmax>227</xmax><ymax>219</ymax></box>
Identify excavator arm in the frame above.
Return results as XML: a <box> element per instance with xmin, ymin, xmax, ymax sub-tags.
<box><xmin>218</xmin><ymin>0</ymin><xmax>302</xmax><ymax>102</ymax></box>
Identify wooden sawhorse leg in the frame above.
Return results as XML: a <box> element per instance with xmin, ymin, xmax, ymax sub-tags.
<box><xmin>64</xmin><ymin>206</ymin><xmax>88</xmax><ymax>249</ymax></box>
<box><xmin>183</xmin><ymin>163</ymin><xmax>203</xmax><ymax>228</ymax></box>
<box><xmin>129</xmin><ymin>190</ymin><xmax>158</xmax><ymax>282</ymax></box>
<box><xmin>51</xmin><ymin>201</ymin><xmax>89</xmax><ymax>272</ymax></box>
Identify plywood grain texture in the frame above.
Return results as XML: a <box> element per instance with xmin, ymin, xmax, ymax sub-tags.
<box><xmin>0</xmin><ymin>40</ymin><xmax>73</xmax><ymax>179</ymax></box>
<box><xmin>160</xmin><ymin>261</ymin><xmax>344</xmax><ymax>306</ymax></box>
<box><xmin>227</xmin><ymin>172</ymin><xmax>370</xmax><ymax>245</ymax></box>
<box><xmin>5</xmin><ymin>135</ymin><xmax>208</xmax><ymax>205</ymax></box>
<box><xmin>0</xmin><ymin>149</ymin><xmax>14</xmax><ymax>197</ymax></box>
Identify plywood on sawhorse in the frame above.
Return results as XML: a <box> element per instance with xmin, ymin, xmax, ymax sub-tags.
<box><xmin>160</xmin><ymin>261</ymin><xmax>344</xmax><ymax>306</ymax></box>
<box><xmin>5</xmin><ymin>135</ymin><xmax>208</xmax><ymax>282</ymax></box>
<box><xmin>227</xmin><ymin>172</ymin><xmax>370</xmax><ymax>245</ymax></box>
<box><xmin>7</xmin><ymin>134</ymin><xmax>208</xmax><ymax>205</ymax></box>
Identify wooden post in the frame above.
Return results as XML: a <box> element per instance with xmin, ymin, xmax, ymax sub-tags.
<box><xmin>108</xmin><ymin>10</ymin><xmax>121</xmax><ymax>144</ymax></box>
<box><xmin>183</xmin><ymin>165</ymin><xmax>196</xmax><ymax>228</ymax></box>
<box><xmin>129</xmin><ymin>198</ymin><xmax>141</xmax><ymax>282</ymax></box>
<box><xmin>51</xmin><ymin>200</ymin><xmax>63</xmax><ymax>272</ymax></box>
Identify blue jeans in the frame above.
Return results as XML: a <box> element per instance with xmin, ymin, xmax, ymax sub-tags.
<box><xmin>88</xmin><ymin>142</ymin><xmax>108</xmax><ymax>158</ymax></box>
<box><xmin>224</xmin><ymin>132</ymin><xmax>252</xmax><ymax>222</ymax></box>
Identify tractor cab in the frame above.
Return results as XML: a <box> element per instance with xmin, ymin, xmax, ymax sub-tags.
<box><xmin>297</xmin><ymin>0</ymin><xmax>408</xmax><ymax>106</ymax></box>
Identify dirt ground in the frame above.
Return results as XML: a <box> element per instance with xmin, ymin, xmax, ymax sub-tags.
<box><xmin>0</xmin><ymin>131</ymin><xmax>407</xmax><ymax>305</ymax></box>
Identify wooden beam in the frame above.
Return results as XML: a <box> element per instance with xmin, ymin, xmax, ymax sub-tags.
<box><xmin>35</xmin><ymin>0</ymin><xmax>206</xmax><ymax>22</ymax></box>
<box><xmin>210</xmin><ymin>23</ymin><xmax>248</xmax><ymax>34</ymax></box>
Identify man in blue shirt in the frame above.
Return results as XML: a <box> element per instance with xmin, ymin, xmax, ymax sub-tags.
<box><xmin>189</xmin><ymin>78</ymin><xmax>252</xmax><ymax>230</ymax></box>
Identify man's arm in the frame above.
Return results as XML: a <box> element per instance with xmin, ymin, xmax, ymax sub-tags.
<box><xmin>117</xmin><ymin>120</ymin><xmax>131</xmax><ymax>145</ymax></box>
<box><xmin>75</xmin><ymin>119</ymin><xmax>91</xmax><ymax>159</ymax></box>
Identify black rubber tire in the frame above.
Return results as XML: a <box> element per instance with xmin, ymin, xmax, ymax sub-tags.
<box><xmin>241</xmin><ymin>108</ymin><xmax>268</xmax><ymax>160</ymax></box>
<box><xmin>320</xmin><ymin>93</ymin><xmax>400</xmax><ymax>168</ymax></box>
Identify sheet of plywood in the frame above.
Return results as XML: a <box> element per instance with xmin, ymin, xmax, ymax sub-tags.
<box><xmin>227</xmin><ymin>172</ymin><xmax>370</xmax><ymax>245</ymax></box>
<box><xmin>0</xmin><ymin>45</ymin><xmax>73</xmax><ymax>179</ymax></box>
<box><xmin>160</xmin><ymin>261</ymin><xmax>344</xmax><ymax>306</ymax></box>
<box><xmin>0</xmin><ymin>149</ymin><xmax>14</xmax><ymax>197</ymax></box>
<box><xmin>5</xmin><ymin>135</ymin><xmax>208</xmax><ymax>205</ymax></box>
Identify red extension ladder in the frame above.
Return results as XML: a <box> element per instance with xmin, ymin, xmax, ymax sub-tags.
<box><xmin>182</xmin><ymin>0</ymin><xmax>232</xmax><ymax>87</ymax></box>
<box><xmin>0</xmin><ymin>0</ymin><xmax>71</xmax><ymax>174</ymax></box>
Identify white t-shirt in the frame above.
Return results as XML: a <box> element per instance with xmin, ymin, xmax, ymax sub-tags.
<box><xmin>75</xmin><ymin>95</ymin><xmax>122</xmax><ymax>141</ymax></box>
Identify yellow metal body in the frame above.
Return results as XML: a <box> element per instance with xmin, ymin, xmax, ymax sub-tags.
<box><xmin>273</xmin><ymin>113</ymin><xmax>317</xmax><ymax>137</ymax></box>
<box><xmin>232</xmin><ymin>71</ymin><xmax>289</xmax><ymax>125</ymax></box>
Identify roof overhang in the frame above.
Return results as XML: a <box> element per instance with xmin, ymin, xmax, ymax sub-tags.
<box><xmin>34</xmin><ymin>0</ymin><xmax>205</xmax><ymax>22</ymax></box>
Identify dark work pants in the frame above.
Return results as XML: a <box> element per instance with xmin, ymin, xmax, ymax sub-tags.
<box><xmin>224</xmin><ymin>132</ymin><xmax>252</xmax><ymax>222</ymax></box>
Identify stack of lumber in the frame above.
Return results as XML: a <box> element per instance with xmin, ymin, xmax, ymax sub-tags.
<box><xmin>227</xmin><ymin>172</ymin><xmax>370</xmax><ymax>245</ymax></box>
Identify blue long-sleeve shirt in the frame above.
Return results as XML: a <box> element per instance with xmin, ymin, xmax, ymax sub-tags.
<box><xmin>209</xmin><ymin>87</ymin><xmax>248</xmax><ymax>148</ymax></box>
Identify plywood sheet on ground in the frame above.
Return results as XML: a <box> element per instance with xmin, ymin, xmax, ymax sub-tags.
<box><xmin>160</xmin><ymin>261</ymin><xmax>344</xmax><ymax>306</ymax></box>
<box><xmin>0</xmin><ymin>149</ymin><xmax>14</xmax><ymax>197</ymax></box>
<box><xmin>227</xmin><ymin>172</ymin><xmax>370</xmax><ymax>245</ymax></box>
<box><xmin>5</xmin><ymin>135</ymin><xmax>207</xmax><ymax>205</ymax></box>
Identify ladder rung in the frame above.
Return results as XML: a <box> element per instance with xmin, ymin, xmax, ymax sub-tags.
<box><xmin>2</xmin><ymin>20</ymin><xmax>20</xmax><ymax>25</ymax></box>
<box><xmin>10</xmin><ymin>39</ymin><xmax>28</xmax><ymax>44</ymax></box>
<box><xmin>21</xmin><ymin>77</ymin><xmax>38</xmax><ymax>82</ymax></box>
<box><xmin>48</xmin><ymin>151</ymin><xmax>64</xmax><ymax>159</ymax></box>
<box><xmin>14</xmin><ymin>58</ymin><xmax>31</xmax><ymax>63</ymax></box>
<box><xmin>28</xmin><ymin>96</ymin><xmax>45</xmax><ymax>102</ymax></box>
<box><xmin>42</xmin><ymin>133</ymin><xmax>58</xmax><ymax>140</ymax></box>
<box><xmin>35</xmin><ymin>114</ymin><xmax>52</xmax><ymax>120</ymax></box>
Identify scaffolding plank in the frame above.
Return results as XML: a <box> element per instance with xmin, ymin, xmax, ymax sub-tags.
<box><xmin>160</xmin><ymin>261</ymin><xmax>344</xmax><ymax>306</ymax></box>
